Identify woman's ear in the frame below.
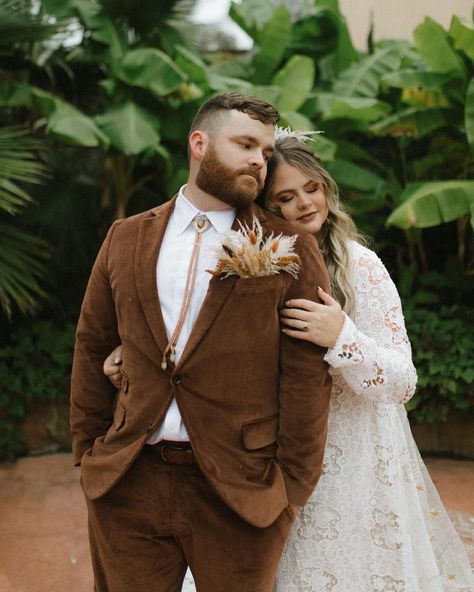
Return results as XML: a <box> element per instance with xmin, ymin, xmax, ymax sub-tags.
<box><xmin>189</xmin><ymin>130</ymin><xmax>208</xmax><ymax>161</ymax></box>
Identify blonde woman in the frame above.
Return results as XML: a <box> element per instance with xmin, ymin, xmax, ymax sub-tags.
<box><xmin>104</xmin><ymin>136</ymin><xmax>473</xmax><ymax>591</ymax></box>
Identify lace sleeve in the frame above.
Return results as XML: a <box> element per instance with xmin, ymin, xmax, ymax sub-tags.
<box><xmin>324</xmin><ymin>244</ymin><xmax>417</xmax><ymax>405</ymax></box>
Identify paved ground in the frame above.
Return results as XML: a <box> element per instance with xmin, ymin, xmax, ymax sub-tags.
<box><xmin>0</xmin><ymin>454</ymin><xmax>472</xmax><ymax>592</ymax></box>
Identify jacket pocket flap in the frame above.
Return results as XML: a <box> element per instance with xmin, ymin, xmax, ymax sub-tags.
<box><xmin>242</xmin><ymin>414</ymin><xmax>278</xmax><ymax>450</ymax></box>
<box><xmin>234</xmin><ymin>274</ymin><xmax>283</xmax><ymax>294</ymax></box>
<box><xmin>113</xmin><ymin>401</ymin><xmax>126</xmax><ymax>431</ymax></box>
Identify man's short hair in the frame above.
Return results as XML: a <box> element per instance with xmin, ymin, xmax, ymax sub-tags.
<box><xmin>189</xmin><ymin>92</ymin><xmax>280</xmax><ymax>137</ymax></box>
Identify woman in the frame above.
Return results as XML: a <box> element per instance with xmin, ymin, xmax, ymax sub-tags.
<box><xmin>104</xmin><ymin>135</ymin><xmax>473</xmax><ymax>591</ymax></box>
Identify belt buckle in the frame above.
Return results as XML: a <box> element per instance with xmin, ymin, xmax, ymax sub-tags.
<box><xmin>160</xmin><ymin>443</ymin><xmax>184</xmax><ymax>463</ymax></box>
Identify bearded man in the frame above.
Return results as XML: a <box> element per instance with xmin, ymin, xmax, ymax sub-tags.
<box><xmin>70</xmin><ymin>92</ymin><xmax>331</xmax><ymax>592</ymax></box>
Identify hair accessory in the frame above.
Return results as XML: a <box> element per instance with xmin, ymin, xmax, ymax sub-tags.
<box><xmin>274</xmin><ymin>125</ymin><xmax>324</xmax><ymax>143</ymax></box>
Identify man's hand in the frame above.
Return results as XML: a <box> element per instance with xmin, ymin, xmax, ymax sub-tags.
<box><xmin>103</xmin><ymin>345</ymin><xmax>123</xmax><ymax>388</ymax></box>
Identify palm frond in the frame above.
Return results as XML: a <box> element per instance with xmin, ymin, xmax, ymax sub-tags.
<box><xmin>0</xmin><ymin>127</ymin><xmax>46</xmax><ymax>215</ymax></box>
<box><xmin>0</xmin><ymin>0</ymin><xmax>66</xmax><ymax>44</ymax></box>
<box><xmin>0</xmin><ymin>221</ymin><xmax>49</xmax><ymax>318</ymax></box>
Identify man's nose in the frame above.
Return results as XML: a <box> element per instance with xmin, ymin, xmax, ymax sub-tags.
<box><xmin>248</xmin><ymin>149</ymin><xmax>266</xmax><ymax>169</ymax></box>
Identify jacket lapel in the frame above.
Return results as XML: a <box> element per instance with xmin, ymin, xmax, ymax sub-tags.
<box><xmin>177</xmin><ymin>202</ymin><xmax>267</xmax><ymax>368</ymax></box>
<box><xmin>135</xmin><ymin>198</ymin><xmax>175</xmax><ymax>356</ymax></box>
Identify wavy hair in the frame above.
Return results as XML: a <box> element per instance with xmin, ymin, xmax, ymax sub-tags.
<box><xmin>260</xmin><ymin>136</ymin><xmax>367</xmax><ymax>314</ymax></box>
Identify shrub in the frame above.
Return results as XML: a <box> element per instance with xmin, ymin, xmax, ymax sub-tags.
<box><xmin>405</xmin><ymin>305</ymin><xmax>474</xmax><ymax>423</ymax></box>
<box><xmin>0</xmin><ymin>320</ymin><xmax>75</xmax><ymax>460</ymax></box>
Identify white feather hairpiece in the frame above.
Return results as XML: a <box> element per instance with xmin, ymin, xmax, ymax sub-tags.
<box><xmin>274</xmin><ymin>125</ymin><xmax>324</xmax><ymax>143</ymax></box>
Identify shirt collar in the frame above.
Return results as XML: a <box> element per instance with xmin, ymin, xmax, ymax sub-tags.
<box><xmin>174</xmin><ymin>186</ymin><xmax>236</xmax><ymax>235</ymax></box>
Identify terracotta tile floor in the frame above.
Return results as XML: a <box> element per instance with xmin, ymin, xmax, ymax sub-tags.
<box><xmin>0</xmin><ymin>454</ymin><xmax>472</xmax><ymax>592</ymax></box>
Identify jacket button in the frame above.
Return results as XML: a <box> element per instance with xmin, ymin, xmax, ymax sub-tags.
<box><xmin>172</xmin><ymin>375</ymin><xmax>182</xmax><ymax>385</ymax></box>
<box><xmin>146</xmin><ymin>424</ymin><xmax>153</xmax><ymax>433</ymax></box>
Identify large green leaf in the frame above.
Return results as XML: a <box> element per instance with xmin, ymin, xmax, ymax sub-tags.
<box><xmin>387</xmin><ymin>181</ymin><xmax>474</xmax><ymax>229</ymax></box>
<box><xmin>316</xmin><ymin>0</ymin><xmax>358</xmax><ymax>73</ymax></box>
<box><xmin>287</xmin><ymin>8</ymin><xmax>339</xmax><ymax>62</ymax></box>
<box><xmin>382</xmin><ymin>70</ymin><xmax>455</xmax><ymax>91</ymax></box>
<box><xmin>113</xmin><ymin>48</ymin><xmax>187</xmax><ymax>97</ymax></box>
<box><xmin>315</xmin><ymin>93</ymin><xmax>391</xmax><ymax>123</ymax></box>
<box><xmin>272</xmin><ymin>55</ymin><xmax>315</xmax><ymax>112</ymax></box>
<box><xmin>466</xmin><ymin>78</ymin><xmax>474</xmax><ymax>154</ymax></box>
<box><xmin>325</xmin><ymin>159</ymin><xmax>385</xmax><ymax>192</ymax></box>
<box><xmin>370</xmin><ymin>107</ymin><xmax>452</xmax><ymax>138</ymax></box>
<box><xmin>229</xmin><ymin>0</ymin><xmax>275</xmax><ymax>40</ymax></box>
<box><xmin>45</xmin><ymin>102</ymin><xmax>111</xmax><ymax>148</ymax></box>
<box><xmin>252</xmin><ymin>5</ymin><xmax>292</xmax><ymax>84</ymax></box>
<box><xmin>175</xmin><ymin>46</ymin><xmax>209</xmax><ymax>87</ymax></box>
<box><xmin>0</xmin><ymin>82</ymin><xmax>34</xmax><ymax>107</ymax></box>
<box><xmin>95</xmin><ymin>102</ymin><xmax>161</xmax><ymax>155</ymax></box>
<box><xmin>332</xmin><ymin>47</ymin><xmax>401</xmax><ymax>97</ymax></box>
<box><xmin>207</xmin><ymin>74</ymin><xmax>253</xmax><ymax>93</ymax></box>
<box><xmin>450</xmin><ymin>16</ymin><xmax>474</xmax><ymax>60</ymax></box>
<box><xmin>414</xmin><ymin>17</ymin><xmax>466</xmax><ymax>77</ymax></box>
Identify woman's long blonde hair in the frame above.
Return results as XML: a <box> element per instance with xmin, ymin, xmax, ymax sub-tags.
<box><xmin>260</xmin><ymin>136</ymin><xmax>367</xmax><ymax>314</ymax></box>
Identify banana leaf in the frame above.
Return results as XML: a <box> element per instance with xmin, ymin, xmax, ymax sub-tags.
<box><xmin>229</xmin><ymin>0</ymin><xmax>275</xmax><ymax>40</ymax></box>
<box><xmin>325</xmin><ymin>159</ymin><xmax>385</xmax><ymax>192</ymax></box>
<box><xmin>414</xmin><ymin>17</ymin><xmax>466</xmax><ymax>77</ymax></box>
<box><xmin>175</xmin><ymin>46</ymin><xmax>209</xmax><ymax>87</ymax></box>
<box><xmin>387</xmin><ymin>181</ymin><xmax>474</xmax><ymax>229</ymax></box>
<box><xmin>46</xmin><ymin>102</ymin><xmax>111</xmax><ymax>148</ymax></box>
<box><xmin>315</xmin><ymin>93</ymin><xmax>391</xmax><ymax>123</ymax></box>
<box><xmin>272</xmin><ymin>55</ymin><xmax>315</xmax><ymax>112</ymax></box>
<box><xmin>382</xmin><ymin>70</ymin><xmax>455</xmax><ymax>91</ymax></box>
<box><xmin>113</xmin><ymin>48</ymin><xmax>187</xmax><ymax>97</ymax></box>
<box><xmin>94</xmin><ymin>102</ymin><xmax>161</xmax><ymax>156</ymax></box>
<box><xmin>332</xmin><ymin>46</ymin><xmax>401</xmax><ymax>97</ymax></box>
<box><xmin>450</xmin><ymin>16</ymin><xmax>474</xmax><ymax>60</ymax></box>
<box><xmin>252</xmin><ymin>5</ymin><xmax>292</xmax><ymax>84</ymax></box>
<box><xmin>370</xmin><ymin>107</ymin><xmax>454</xmax><ymax>138</ymax></box>
<box><xmin>466</xmin><ymin>78</ymin><xmax>474</xmax><ymax>154</ymax></box>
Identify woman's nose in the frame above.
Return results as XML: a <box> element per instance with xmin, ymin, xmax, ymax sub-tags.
<box><xmin>297</xmin><ymin>194</ymin><xmax>311</xmax><ymax>209</ymax></box>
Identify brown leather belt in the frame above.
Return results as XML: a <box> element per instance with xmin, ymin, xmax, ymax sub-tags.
<box><xmin>147</xmin><ymin>441</ymin><xmax>196</xmax><ymax>465</ymax></box>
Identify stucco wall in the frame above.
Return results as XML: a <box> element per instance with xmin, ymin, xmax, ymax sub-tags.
<box><xmin>339</xmin><ymin>0</ymin><xmax>472</xmax><ymax>49</ymax></box>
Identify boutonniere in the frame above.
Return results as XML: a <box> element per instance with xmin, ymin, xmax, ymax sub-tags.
<box><xmin>207</xmin><ymin>216</ymin><xmax>301</xmax><ymax>279</ymax></box>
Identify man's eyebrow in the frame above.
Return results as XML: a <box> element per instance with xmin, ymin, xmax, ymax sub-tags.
<box><xmin>232</xmin><ymin>135</ymin><xmax>275</xmax><ymax>153</ymax></box>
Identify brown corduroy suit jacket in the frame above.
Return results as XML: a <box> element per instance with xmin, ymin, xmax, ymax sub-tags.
<box><xmin>70</xmin><ymin>198</ymin><xmax>332</xmax><ymax>528</ymax></box>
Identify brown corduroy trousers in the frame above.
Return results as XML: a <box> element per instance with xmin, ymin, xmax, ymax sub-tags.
<box><xmin>85</xmin><ymin>447</ymin><xmax>297</xmax><ymax>592</ymax></box>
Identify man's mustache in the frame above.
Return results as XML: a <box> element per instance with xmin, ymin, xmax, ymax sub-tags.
<box><xmin>238</xmin><ymin>167</ymin><xmax>262</xmax><ymax>183</ymax></box>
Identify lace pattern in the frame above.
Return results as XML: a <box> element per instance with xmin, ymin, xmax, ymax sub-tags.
<box><xmin>275</xmin><ymin>241</ymin><xmax>474</xmax><ymax>592</ymax></box>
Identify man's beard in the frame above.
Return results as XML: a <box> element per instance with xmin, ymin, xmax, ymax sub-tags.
<box><xmin>195</xmin><ymin>145</ymin><xmax>264</xmax><ymax>208</ymax></box>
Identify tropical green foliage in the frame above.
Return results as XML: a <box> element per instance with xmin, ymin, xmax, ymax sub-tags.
<box><xmin>0</xmin><ymin>320</ymin><xmax>75</xmax><ymax>459</ymax></box>
<box><xmin>0</xmin><ymin>0</ymin><xmax>473</xmax><ymax>451</ymax></box>
<box><xmin>405</xmin><ymin>305</ymin><xmax>474</xmax><ymax>423</ymax></box>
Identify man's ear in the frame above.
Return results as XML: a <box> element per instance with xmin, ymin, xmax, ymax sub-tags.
<box><xmin>189</xmin><ymin>130</ymin><xmax>208</xmax><ymax>161</ymax></box>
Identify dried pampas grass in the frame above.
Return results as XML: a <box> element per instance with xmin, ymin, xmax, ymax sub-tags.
<box><xmin>208</xmin><ymin>217</ymin><xmax>301</xmax><ymax>279</ymax></box>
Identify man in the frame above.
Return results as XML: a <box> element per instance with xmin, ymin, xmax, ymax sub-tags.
<box><xmin>70</xmin><ymin>92</ymin><xmax>331</xmax><ymax>592</ymax></box>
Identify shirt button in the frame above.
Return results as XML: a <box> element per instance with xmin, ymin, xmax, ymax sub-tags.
<box><xmin>146</xmin><ymin>424</ymin><xmax>153</xmax><ymax>433</ymax></box>
<box><xmin>172</xmin><ymin>375</ymin><xmax>182</xmax><ymax>385</ymax></box>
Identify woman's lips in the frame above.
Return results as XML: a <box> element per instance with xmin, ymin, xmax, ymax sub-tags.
<box><xmin>298</xmin><ymin>211</ymin><xmax>318</xmax><ymax>221</ymax></box>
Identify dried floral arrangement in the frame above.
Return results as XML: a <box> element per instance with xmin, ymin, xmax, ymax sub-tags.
<box><xmin>208</xmin><ymin>217</ymin><xmax>301</xmax><ymax>279</ymax></box>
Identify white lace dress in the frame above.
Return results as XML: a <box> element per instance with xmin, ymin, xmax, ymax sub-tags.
<box><xmin>275</xmin><ymin>241</ymin><xmax>474</xmax><ymax>592</ymax></box>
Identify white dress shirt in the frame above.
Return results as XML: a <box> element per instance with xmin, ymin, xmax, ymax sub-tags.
<box><xmin>147</xmin><ymin>187</ymin><xmax>235</xmax><ymax>444</ymax></box>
